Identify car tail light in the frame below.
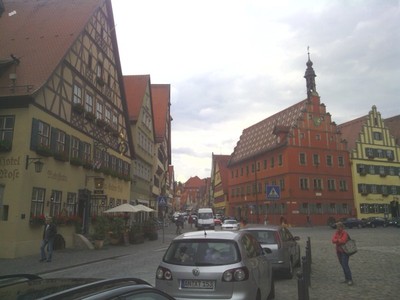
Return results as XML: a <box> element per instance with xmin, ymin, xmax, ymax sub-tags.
<box><xmin>274</xmin><ymin>232</ymin><xmax>282</xmax><ymax>249</ymax></box>
<box><xmin>156</xmin><ymin>266</ymin><xmax>173</xmax><ymax>280</ymax></box>
<box><xmin>222</xmin><ymin>267</ymin><xmax>249</xmax><ymax>282</ymax></box>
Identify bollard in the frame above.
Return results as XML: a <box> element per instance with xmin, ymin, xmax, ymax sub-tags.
<box><xmin>297</xmin><ymin>271</ymin><xmax>305</xmax><ymax>300</ymax></box>
<box><xmin>302</xmin><ymin>255</ymin><xmax>311</xmax><ymax>288</ymax></box>
<box><xmin>297</xmin><ymin>270</ymin><xmax>309</xmax><ymax>300</ymax></box>
<box><xmin>307</xmin><ymin>237</ymin><xmax>312</xmax><ymax>265</ymax></box>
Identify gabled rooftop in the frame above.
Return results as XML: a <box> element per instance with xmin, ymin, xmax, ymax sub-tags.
<box><xmin>385</xmin><ymin>115</ymin><xmax>400</xmax><ymax>145</ymax></box>
<box><xmin>124</xmin><ymin>75</ymin><xmax>151</xmax><ymax>122</ymax></box>
<box><xmin>212</xmin><ymin>153</ymin><xmax>230</xmax><ymax>191</ymax></box>
<box><xmin>229</xmin><ymin>99</ymin><xmax>308</xmax><ymax>165</ymax></box>
<box><xmin>151</xmin><ymin>84</ymin><xmax>171</xmax><ymax>143</ymax></box>
<box><xmin>337</xmin><ymin>115</ymin><xmax>368</xmax><ymax>151</ymax></box>
<box><xmin>0</xmin><ymin>0</ymin><xmax>103</xmax><ymax>97</ymax></box>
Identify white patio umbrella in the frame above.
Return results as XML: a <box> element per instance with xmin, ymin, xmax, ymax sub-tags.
<box><xmin>104</xmin><ymin>203</ymin><xmax>140</xmax><ymax>213</ymax></box>
<box><xmin>133</xmin><ymin>204</ymin><xmax>155</xmax><ymax>212</ymax></box>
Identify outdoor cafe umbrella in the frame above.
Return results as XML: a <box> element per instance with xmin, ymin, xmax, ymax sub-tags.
<box><xmin>133</xmin><ymin>204</ymin><xmax>155</xmax><ymax>212</ymax></box>
<box><xmin>104</xmin><ymin>203</ymin><xmax>140</xmax><ymax>213</ymax></box>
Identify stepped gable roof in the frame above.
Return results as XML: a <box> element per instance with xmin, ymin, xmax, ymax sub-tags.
<box><xmin>337</xmin><ymin>115</ymin><xmax>368</xmax><ymax>151</ymax></box>
<box><xmin>385</xmin><ymin>114</ymin><xmax>400</xmax><ymax>145</ymax></box>
<box><xmin>124</xmin><ymin>75</ymin><xmax>151</xmax><ymax>121</ymax></box>
<box><xmin>151</xmin><ymin>84</ymin><xmax>170</xmax><ymax>143</ymax></box>
<box><xmin>184</xmin><ymin>176</ymin><xmax>205</xmax><ymax>188</ymax></box>
<box><xmin>213</xmin><ymin>154</ymin><xmax>230</xmax><ymax>191</ymax></box>
<box><xmin>0</xmin><ymin>0</ymin><xmax>103</xmax><ymax>97</ymax></box>
<box><xmin>229</xmin><ymin>99</ymin><xmax>308</xmax><ymax>165</ymax></box>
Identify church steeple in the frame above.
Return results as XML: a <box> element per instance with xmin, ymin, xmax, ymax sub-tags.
<box><xmin>304</xmin><ymin>46</ymin><xmax>317</xmax><ymax>98</ymax></box>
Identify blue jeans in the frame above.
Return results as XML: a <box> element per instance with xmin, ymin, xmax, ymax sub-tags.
<box><xmin>40</xmin><ymin>239</ymin><xmax>54</xmax><ymax>261</ymax></box>
<box><xmin>337</xmin><ymin>251</ymin><xmax>352</xmax><ymax>281</ymax></box>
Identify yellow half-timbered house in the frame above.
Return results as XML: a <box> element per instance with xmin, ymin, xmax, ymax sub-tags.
<box><xmin>0</xmin><ymin>0</ymin><xmax>134</xmax><ymax>258</ymax></box>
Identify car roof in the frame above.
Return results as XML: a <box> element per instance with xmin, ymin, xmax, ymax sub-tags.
<box><xmin>241</xmin><ymin>224</ymin><xmax>282</xmax><ymax>231</ymax></box>
<box><xmin>175</xmin><ymin>230</ymin><xmax>242</xmax><ymax>241</ymax></box>
<box><xmin>0</xmin><ymin>275</ymin><xmax>156</xmax><ymax>300</ymax></box>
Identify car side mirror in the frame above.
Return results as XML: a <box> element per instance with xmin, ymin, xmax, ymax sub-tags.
<box><xmin>262</xmin><ymin>247</ymin><xmax>272</xmax><ymax>254</ymax></box>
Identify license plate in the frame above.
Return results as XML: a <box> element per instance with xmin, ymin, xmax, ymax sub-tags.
<box><xmin>181</xmin><ymin>279</ymin><xmax>215</xmax><ymax>289</ymax></box>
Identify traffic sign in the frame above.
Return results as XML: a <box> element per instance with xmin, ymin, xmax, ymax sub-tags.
<box><xmin>266</xmin><ymin>185</ymin><xmax>280</xmax><ymax>200</ymax></box>
<box><xmin>157</xmin><ymin>196</ymin><xmax>168</xmax><ymax>207</ymax></box>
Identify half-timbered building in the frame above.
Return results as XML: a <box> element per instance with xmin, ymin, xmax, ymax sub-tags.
<box><xmin>0</xmin><ymin>0</ymin><xmax>134</xmax><ymax>258</ymax></box>
<box><xmin>124</xmin><ymin>75</ymin><xmax>156</xmax><ymax>214</ymax></box>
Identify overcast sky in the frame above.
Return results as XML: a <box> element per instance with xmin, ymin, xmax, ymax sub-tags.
<box><xmin>111</xmin><ymin>0</ymin><xmax>400</xmax><ymax>183</ymax></box>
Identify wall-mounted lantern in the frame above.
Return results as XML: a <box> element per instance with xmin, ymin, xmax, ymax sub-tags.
<box><xmin>25</xmin><ymin>155</ymin><xmax>44</xmax><ymax>173</ymax></box>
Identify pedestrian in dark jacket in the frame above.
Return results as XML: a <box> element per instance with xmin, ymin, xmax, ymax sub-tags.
<box><xmin>40</xmin><ymin>217</ymin><xmax>57</xmax><ymax>262</ymax></box>
<box><xmin>332</xmin><ymin>222</ymin><xmax>353</xmax><ymax>285</ymax></box>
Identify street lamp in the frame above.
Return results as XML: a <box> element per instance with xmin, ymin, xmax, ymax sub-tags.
<box><xmin>25</xmin><ymin>155</ymin><xmax>44</xmax><ymax>173</ymax></box>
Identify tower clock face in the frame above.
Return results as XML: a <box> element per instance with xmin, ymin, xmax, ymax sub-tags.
<box><xmin>313</xmin><ymin>117</ymin><xmax>321</xmax><ymax>126</ymax></box>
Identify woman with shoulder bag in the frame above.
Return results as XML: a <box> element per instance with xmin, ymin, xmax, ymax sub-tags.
<box><xmin>331</xmin><ymin>222</ymin><xmax>353</xmax><ymax>286</ymax></box>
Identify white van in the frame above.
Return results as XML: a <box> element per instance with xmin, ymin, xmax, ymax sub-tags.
<box><xmin>197</xmin><ymin>208</ymin><xmax>215</xmax><ymax>230</ymax></box>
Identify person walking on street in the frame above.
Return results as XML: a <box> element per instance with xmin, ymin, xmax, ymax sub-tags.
<box><xmin>176</xmin><ymin>214</ymin><xmax>184</xmax><ymax>235</ymax></box>
<box><xmin>40</xmin><ymin>217</ymin><xmax>57</xmax><ymax>262</ymax></box>
<box><xmin>332</xmin><ymin>222</ymin><xmax>353</xmax><ymax>285</ymax></box>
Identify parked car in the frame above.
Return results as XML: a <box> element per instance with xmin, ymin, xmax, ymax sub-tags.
<box><xmin>221</xmin><ymin>219</ymin><xmax>240</xmax><ymax>231</ymax></box>
<box><xmin>242</xmin><ymin>225</ymin><xmax>301</xmax><ymax>279</ymax></box>
<box><xmin>330</xmin><ymin>218</ymin><xmax>365</xmax><ymax>229</ymax></box>
<box><xmin>214</xmin><ymin>218</ymin><xmax>222</xmax><ymax>226</ymax></box>
<box><xmin>363</xmin><ymin>217</ymin><xmax>387</xmax><ymax>228</ymax></box>
<box><xmin>155</xmin><ymin>230</ymin><xmax>275</xmax><ymax>300</ymax></box>
<box><xmin>385</xmin><ymin>217</ymin><xmax>400</xmax><ymax>227</ymax></box>
<box><xmin>0</xmin><ymin>274</ymin><xmax>175</xmax><ymax>299</ymax></box>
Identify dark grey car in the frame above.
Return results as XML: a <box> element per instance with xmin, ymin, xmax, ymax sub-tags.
<box><xmin>242</xmin><ymin>225</ymin><xmax>301</xmax><ymax>279</ymax></box>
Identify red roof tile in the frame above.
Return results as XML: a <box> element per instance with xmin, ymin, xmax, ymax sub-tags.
<box><xmin>230</xmin><ymin>99</ymin><xmax>308</xmax><ymax>164</ymax></box>
<box><xmin>151</xmin><ymin>84</ymin><xmax>170</xmax><ymax>143</ymax></box>
<box><xmin>0</xmin><ymin>0</ymin><xmax>102</xmax><ymax>96</ymax></box>
<box><xmin>212</xmin><ymin>154</ymin><xmax>230</xmax><ymax>192</ymax></box>
<box><xmin>385</xmin><ymin>115</ymin><xmax>400</xmax><ymax>145</ymax></box>
<box><xmin>123</xmin><ymin>75</ymin><xmax>150</xmax><ymax>121</ymax></box>
<box><xmin>337</xmin><ymin>115</ymin><xmax>368</xmax><ymax>151</ymax></box>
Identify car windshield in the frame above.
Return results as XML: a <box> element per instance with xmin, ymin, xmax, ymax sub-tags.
<box><xmin>224</xmin><ymin>220</ymin><xmax>237</xmax><ymax>224</ymax></box>
<box><xmin>163</xmin><ymin>239</ymin><xmax>240</xmax><ymax>266</ymax></box>
<box><xmin>199</xmin><ymin>213</ymin><xmax>213</xmax><ymax>219</ymax></box>
<box><xmin>247</xmin><ymin>230</ymin><xmax>276</xmax><ymax>244</ymax></box>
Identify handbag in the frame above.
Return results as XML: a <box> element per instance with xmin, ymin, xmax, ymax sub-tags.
<box><xmin>341</xmin><ymin>236</ymin><xmax>357</xmax><ymax>256</ymax></box>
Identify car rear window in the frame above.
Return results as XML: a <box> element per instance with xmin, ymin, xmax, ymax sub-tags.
<box><xmin>247</xmin><ymin>230</ymin><xmax>276</xmax><ymax>244</ymax></box>
<box><xmin>163</xmin><ymin>239</ymin><xmax>240</xmax><ymax>266</ymax></box>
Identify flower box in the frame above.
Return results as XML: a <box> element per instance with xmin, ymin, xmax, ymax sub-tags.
<box><xmin>96</xmin><ymin>119</ymin><xmax>107</xmax><ymax>128</ymax></box>
<box><xmin>36</xmin><ymin>144</ymin><xmax>52</xmax><ymax>157</ymax></box>
<box><xmin>84</xmin><ymin>111</ymin><xmax>96</xmax><ymax>122</ymax></box>
<box><xmin>54</xmin><ymin>151</ymin><xmax>69</xmax><ymax>161</ymax></box>
<box><xmin>70</xmin><ymin>157</ymin><xmax>83</xmax><ymax>166</ymax></box>
<box><xmin>72</xmin><ymin>103</ymin><xmax>85</xmax><ymax>114</ymax></box>
<box><xmin>30</xmin><ymin>214</ymin><xmax>46</xmax><ymax>226</ymax></box>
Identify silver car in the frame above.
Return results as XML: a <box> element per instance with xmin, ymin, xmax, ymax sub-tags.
<box><xmin>242</xmin><ymin>225</ymin><xmax>301</xmax><ymax>279</ymax></box>
<box><xmin>221</xmin><ymin>219</ymin><xmax>240</xmax><ymax>231</ymax></box>
<box><xmin>156</xmin><ymin>230</ymin><xmax>275</xmax><ymax>300</ymax></box>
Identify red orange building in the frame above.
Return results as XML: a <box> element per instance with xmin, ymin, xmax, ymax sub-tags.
<box><xmin>227</xmin><ymin>55</ymin><xmax>354</xmax><ymax>226</ymax></box>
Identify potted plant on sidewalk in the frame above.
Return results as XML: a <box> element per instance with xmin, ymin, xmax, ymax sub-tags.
<box><xmin>92</xmin><ymin>215</ymin><xmax>109</xmax><ymax>249</ymax></box>
<box><xmin>109</xmin><ymin>217</ymin><xmax>125</xmax><ymax>245</ymax></box>
<box><xmin>129</xmin><ymin>223</ymin><xmax>144</xmax><ymax>244</ymax></box>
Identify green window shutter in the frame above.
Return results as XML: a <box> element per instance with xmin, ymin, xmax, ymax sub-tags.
<box><xmin>30</xmin><ymin>118</ymin><xmax>39</xmax><ymax>150</ymax></box>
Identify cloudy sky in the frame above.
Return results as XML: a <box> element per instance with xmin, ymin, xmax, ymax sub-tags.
<box><xmin>111</xmin><ymin>0</ymin><xmax>400</xmax><ymax>183</ymax></box>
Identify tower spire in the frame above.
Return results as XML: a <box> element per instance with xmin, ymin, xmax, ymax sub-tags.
<box><xmin>304</xmin><ymin>46</ymin><xmax>317</xmax><ymax>98</ymax></box>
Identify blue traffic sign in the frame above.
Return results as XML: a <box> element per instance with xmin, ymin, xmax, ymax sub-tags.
<box><xmin>266</xmin><ymin>185</ymin><xmax>280</xmax><ymax>200</ymax></box>
<box><xmin>157</xmin><ymin>196</ymin><xmax>168</xmax><ymax>207</ymax></box>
